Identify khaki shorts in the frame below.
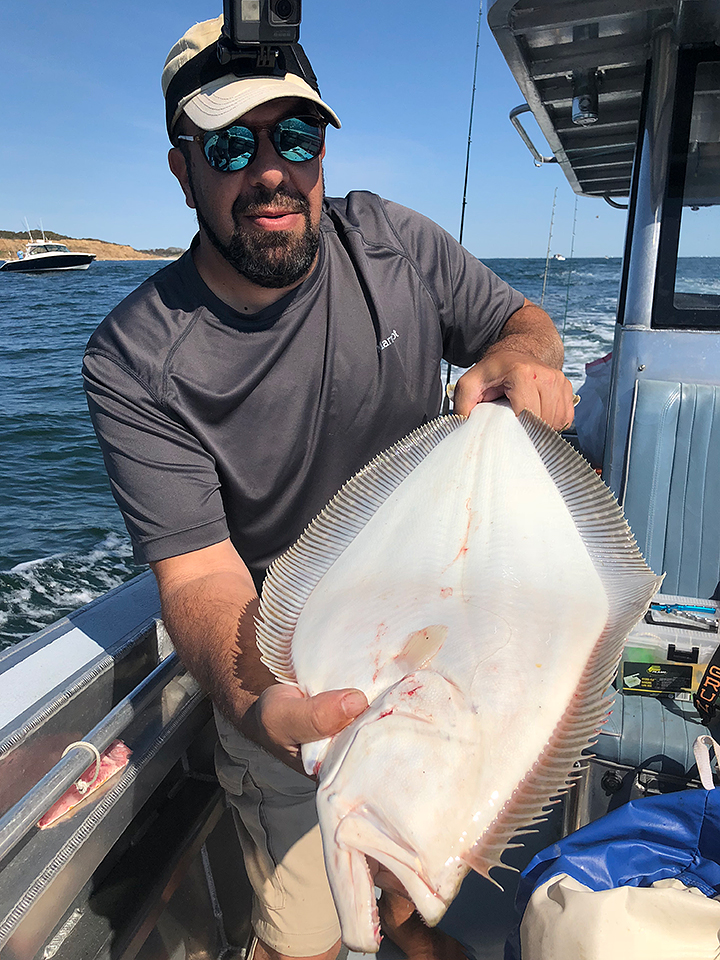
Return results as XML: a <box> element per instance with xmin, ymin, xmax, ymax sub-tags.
<box><xmin>214</xmin><ymin>710</ymin><xmax>342</xmax><ymax>957</ymax></box>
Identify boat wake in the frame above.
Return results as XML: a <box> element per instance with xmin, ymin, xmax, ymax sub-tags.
<box><xmin>0</xmin><ymin>533</ymin><xmax>145</xmax><ymax>650</ymax></box>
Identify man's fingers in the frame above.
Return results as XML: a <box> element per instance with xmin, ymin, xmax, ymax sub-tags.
<box><xmin>301</xmin><ymin>688</ymin><xmax>368</xmax><ymax>742</ymax></box>
<box><xmin>254</xmin><ymin>684</ymin><xmax>368</xmax><ymax>763</ymax></box>
<box><xmin>452</xmin><ymin>379</ymin><xmax>498</xmax><ymax>416</ymax></box>
<box><xmin>538</xmin><ymin>374</ymin><xmax>575</xmax><ymax>430</ymax></box>
<box><xmin>453</xmin><ymin>356</ymin><xmax>575</xmax><ymax>430</ymax></box>
<box><xmin>505</xmin><ymin>381</ymin><xmax>574</xmax><ymax>431</ymax></box>
<box><xmin>500</xmin><ymin>376</ymin><xmax>540</xmax><ymax>419</ymax></box>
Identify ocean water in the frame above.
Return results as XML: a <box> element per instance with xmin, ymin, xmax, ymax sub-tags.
<box><xmin>0</xmin><ymin>255</ymin><xmax>692</xmax><ymax>648</ymax></box>
<box><xmin>1</xmin><ymin>262</ymin><xmax>164</xmax><ymax>648</ymax></box>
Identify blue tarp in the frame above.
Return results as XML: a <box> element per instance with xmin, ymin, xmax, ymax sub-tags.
<box><xmin>506</xmin><ymin>788</ymin><xmax>720</xmax><ymax>959</ymax></box>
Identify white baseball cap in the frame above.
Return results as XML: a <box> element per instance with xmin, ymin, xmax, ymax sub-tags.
<box><xmin>162</xmin><ymin>15</ymin><xmax>341</xmax><ymax>138</ymax></box>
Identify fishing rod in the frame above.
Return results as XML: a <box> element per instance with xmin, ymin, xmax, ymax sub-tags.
<box><xmin>540</xmin><ymin>186</ymin><xmax>557</xmax><ymax>308</ymax></box>
<box><xmin>561</xmin><ymin>196</ymin><xmax>579</xmax><ymax>342</ymax></box>
<box><xmin>443</xmin><ymin>0</ymin><xmax>483</xmax><ymax>415</ymax></box>
<box><xmin>459</xmin><ymin>2</ymin><xmax>483</xmax><ymax>247</ymax></box>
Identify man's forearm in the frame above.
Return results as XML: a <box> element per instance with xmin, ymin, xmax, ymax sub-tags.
<box><xmin>487</xmin><ymin>299</ymin><xmax>564</xmax><ymax>370</ymax></box>
<box><xmin>161</xmin><ymin>569</ymin><xmax>274</xmax><ymax>726</ymax></box>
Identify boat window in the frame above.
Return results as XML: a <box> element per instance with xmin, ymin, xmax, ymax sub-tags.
<box><xmin>675</xmin><ymin>62</ymin><xmax>720</xmax><ymax>309</ymax></box>
<box><xmin>654</xmin><ymin>49</ymin><xmax>720</xmax><ymax>329</ymax></box>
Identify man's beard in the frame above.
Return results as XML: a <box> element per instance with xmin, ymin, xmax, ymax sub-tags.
<box><xmin>191</xmin><ymin>177</ymin><xmax>321</xmax><ymax>289</ymax></box>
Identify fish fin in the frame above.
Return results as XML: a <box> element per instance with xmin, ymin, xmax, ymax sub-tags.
<box><xmin>460</xmin><ymin>413</ymin><xmax>663</xmax><ymax>881</ymax></box>
<box><xmin>483</xmin><ymin>874</ymin><xmax>505</xmax><ymax>892</ymax></box>
<box><xmin>396</xmin><ymin>624</ymin><xmax>448</xmax><ymax>673</ymax></box>
<box><xmin>458</xmin><ymin>850</ymin><xmax>515</xmax><ymax>889</ymax></box>
<box><xmin>256</xmin><ymin>415</ymin><xmax>465</xmax><ymax>683</ymax></box>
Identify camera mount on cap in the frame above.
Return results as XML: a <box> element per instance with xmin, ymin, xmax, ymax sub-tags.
<box><xmin>164</xmin><ymin>1</ymin><xmax>322</xmax><ymax>138</ymax></box>
<box><xmin>218</xmin><ymin>0</ymin><xmax>316</xmax><ymax>87</ymax></box>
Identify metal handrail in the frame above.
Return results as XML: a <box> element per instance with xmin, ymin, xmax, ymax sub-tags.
<box><xmin>0</xmin><ymin>653</ymin><xmax>183</xmax><ymax>862</ymax></box>
<box><xmin>509</xmin><ymin>104</ymin><xmax>558</xmax><ymax>165</ymax></box>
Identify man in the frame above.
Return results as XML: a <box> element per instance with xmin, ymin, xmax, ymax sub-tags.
<box><xmin>83</xmin><ymin>14</ymin><xmax>575</xmax><ymax>960</ymax></box>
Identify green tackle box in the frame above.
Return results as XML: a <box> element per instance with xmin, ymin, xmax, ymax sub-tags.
<box><xmin>618</xmin><ymin>593</ymin><xmax>720</xmax><ymax>701</ymax></box>
<box><xmin>562</xmin><ymin>594</ymin><xmax>720</xmax><ymax>835</ymax></box>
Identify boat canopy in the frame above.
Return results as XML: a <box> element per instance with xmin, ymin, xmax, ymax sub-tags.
<box><xmin>488</xmin><ymin>0</ymin><xmax>720</xmax><ymax>199</ymax></box>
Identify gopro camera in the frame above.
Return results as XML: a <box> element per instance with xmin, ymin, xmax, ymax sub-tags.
<box><xmin>222</xmin><ymin>0</ymin><xmax>302</xmax><ymax>48</ymax></box>
<box><xmin>217</xmin><ymin>0</ymin><xmax>318</xmax><ymax>93</ymax></box>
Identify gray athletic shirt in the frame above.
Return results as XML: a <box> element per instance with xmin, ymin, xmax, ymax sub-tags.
<box><xmin>83</xmin><ymin>191</ymin><xmax>525</xmax><ymax>589</ymax></box>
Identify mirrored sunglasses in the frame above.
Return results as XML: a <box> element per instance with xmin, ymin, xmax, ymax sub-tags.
<box><xmin>176</xmin><ymin>116</ymin><xmax>326</xmax><ymax>173</ymax></box>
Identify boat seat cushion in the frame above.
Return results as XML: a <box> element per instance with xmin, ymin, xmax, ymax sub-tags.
<box><xmin>622</xmin><ymin>379</ymin><xmax>720</xmax><ymax>598</ymax></box>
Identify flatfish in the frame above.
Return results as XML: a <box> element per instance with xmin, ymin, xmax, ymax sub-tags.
<box><xmin>256</xmin><ymin>402</ymin><xmax>662</xmax><ymax>952</ymax></box>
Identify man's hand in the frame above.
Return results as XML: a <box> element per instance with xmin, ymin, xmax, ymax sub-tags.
<box><xmin>452</xmin><ymin>299</ymin><xmax>575</xmax><ymax>431</ymax></box>
<box><xmin>242</xmin><ymin>683</ymin><xmax>368</xmax><ymax>774</ymax></box>
<box><xmin>453</xmin><ymin>348</ymin><xmax>575</xmax><ymax>430</ymax></box>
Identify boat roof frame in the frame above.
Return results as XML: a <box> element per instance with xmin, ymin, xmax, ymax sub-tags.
<box><xmin>488</xmin><ymin>0</ymin><xmax>720</xmax><ymax>198</ymax></box>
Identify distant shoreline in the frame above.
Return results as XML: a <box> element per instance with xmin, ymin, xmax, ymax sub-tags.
<box><xmin>0</xmin><ymin>231</ymin><xmax>185</xmax><ymax>262</ymax></box>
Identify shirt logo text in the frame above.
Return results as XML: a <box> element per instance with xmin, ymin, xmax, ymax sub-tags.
<box><xmin>377</xmin><ymin>329</ymin><xmax>399</xmax><ymax>352</ymax></box>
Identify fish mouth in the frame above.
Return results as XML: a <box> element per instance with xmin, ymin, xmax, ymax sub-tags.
<box><xmin>322</xmin><ymin>811</ymin><xmax>448</xmax><ymax>953</ymax></box>
<box><xmin>335</xmin><ymin>806</ymin><xmax>449</xmax><ymax>928</ymax></box>
<box><xmin>367</xmin><ymin>856</ymin><xmax>411</xmax><ymax>898</ymax></box>
<box><xmin>329</xmin><ymin>845</ymin><xmax>382</xmax><ymax>953</ymax></box>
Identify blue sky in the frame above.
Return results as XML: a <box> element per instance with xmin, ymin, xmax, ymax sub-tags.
<box><xmin>1</xmin><ymin>0</ymin><xmax>633</xmax><ymax>257</ymax></box>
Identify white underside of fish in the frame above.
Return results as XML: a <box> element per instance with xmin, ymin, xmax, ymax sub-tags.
<box><xmin>256</xmin><ymin>402</ymin><xmax>662</xmax><ymax>953</ymax></box>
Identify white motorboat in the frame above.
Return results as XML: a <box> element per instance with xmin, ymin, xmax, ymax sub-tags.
<box><xmin>0</xmin><ymin>239</ymin><xmax>95</xmax><ymax>273</ymax></box>
<box><xmin>1</xmin><ymin>1</ymin><xmax>719</xmax><ymax>957</ymax></box>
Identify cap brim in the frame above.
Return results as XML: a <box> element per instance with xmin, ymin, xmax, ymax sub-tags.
<box><xmin>182</xmin><ymin>74</ymin><xmax>341</xmax><ymax>131</ymax></box>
